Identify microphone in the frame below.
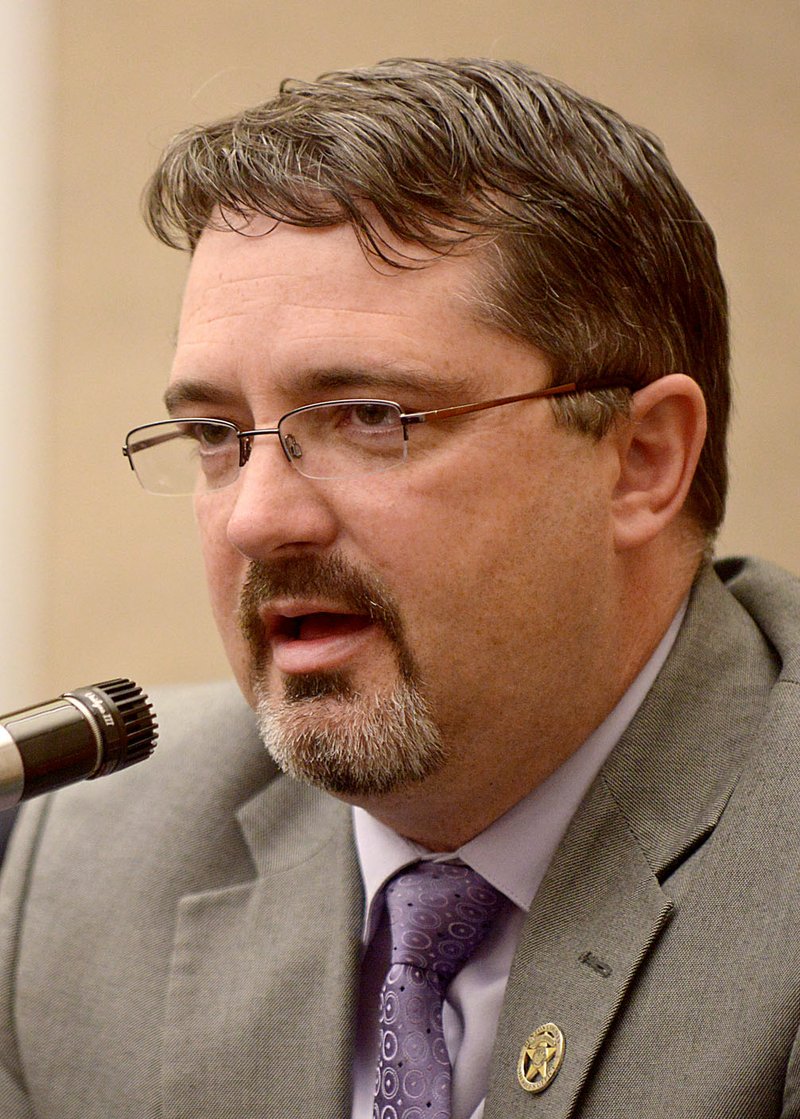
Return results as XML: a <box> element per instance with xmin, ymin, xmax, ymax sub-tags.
<box><xmin>0</xmin><ymin>679</ymin><xmax>158</xmax><ymax>811</ymax></box>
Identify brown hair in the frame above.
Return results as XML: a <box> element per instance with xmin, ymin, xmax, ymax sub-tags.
<box><xmin>145</xmin><ymin>57</ymin><xmax>729</xmax><ymax>536</ymax></box>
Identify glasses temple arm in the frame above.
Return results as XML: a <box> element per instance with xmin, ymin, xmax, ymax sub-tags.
<box><xmin>402</xmin><ymin>379</ymin><xmax>640</xmax><ymax>425</ymax></box>
<box><xmin>401</xmin><ymin>383</ymin><xmax>579</xmax><ymax>424</ymax></box>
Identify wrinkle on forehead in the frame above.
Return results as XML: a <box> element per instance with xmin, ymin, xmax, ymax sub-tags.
<box><xmin>177</xmin><ymin>279</ymin><xmax>475</xmax><ymax>355</ymax></box>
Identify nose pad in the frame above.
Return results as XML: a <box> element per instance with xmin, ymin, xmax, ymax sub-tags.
<box><xmin>238</xmin><ymin>435</ymin><xmax>253</xmax><ymax>469</ymax></box>
<box><xmin>283</xmin><ymin>433</ymin><xmax>303</xmax><ymax>460</ymax></box>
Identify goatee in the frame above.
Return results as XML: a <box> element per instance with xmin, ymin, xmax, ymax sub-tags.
<box><xmin>238</xmin><ymin>554</ymin><xmax>448</xmax><ymax>796</ymax></box>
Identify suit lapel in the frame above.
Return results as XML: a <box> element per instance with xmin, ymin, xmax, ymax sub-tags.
<box><xmin>484</xmin><ymin>565</ymin><xmax>778</xmax><ymax>1117</ymax></box>
<box><xmin>161</xmin><ymin>774</ymin><xmax>363</xmax><ymax>1119</ymax></box>
<box><xmin>484</xmin><ymin>776</ymin><xmax>672</xmax><ymax>1118</ymax></box>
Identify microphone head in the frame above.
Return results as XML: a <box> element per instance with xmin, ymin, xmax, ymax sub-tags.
<box><xmin>65</xmin><ymin>679</ymin><xmax>158</xmax><ymax>779</ymax></box>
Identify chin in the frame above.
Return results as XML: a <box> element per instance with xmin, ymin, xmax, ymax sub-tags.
<box><xmin>251</xmin><ymin>673</ymin><xmax>449</xmax><ymax>798</ymax></box>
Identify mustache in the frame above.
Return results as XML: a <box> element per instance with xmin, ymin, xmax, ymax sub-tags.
<box><xmin>237</xmin><ymin>553</ymin><xmax>407</xmax><ymax>658</ymax></box>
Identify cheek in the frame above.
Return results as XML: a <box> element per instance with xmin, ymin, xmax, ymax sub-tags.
<box><xmin>365</xmin><ymin>446</ymin><xmax>607</xmax><ymax>643</ymax></box>
<box><xmin>352</xmin><ymin>464</ymin><xmax>539</xmax><ymax>635</ymax></box>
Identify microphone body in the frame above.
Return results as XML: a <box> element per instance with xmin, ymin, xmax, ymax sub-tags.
<box><xmin>0</xmin><ymin>679</ymin><xmax>158</xmax><ymax>811</ymax></box>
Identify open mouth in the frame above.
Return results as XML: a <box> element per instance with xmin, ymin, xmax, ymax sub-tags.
<box><xmin>274</xmin><ymin>612</ymin><xmax>374</xmax><ymax>642</ymax></box>
<box><xmin>262</xmin><ymin>608</ymin><xmax>380</xmax><ymax>676</ymax></box>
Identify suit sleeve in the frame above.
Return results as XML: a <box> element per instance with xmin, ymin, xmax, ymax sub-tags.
<box><xmin>0</xmin><ymin>799</ymin><xmax>52</xmax><ymax>1118</ymax></box>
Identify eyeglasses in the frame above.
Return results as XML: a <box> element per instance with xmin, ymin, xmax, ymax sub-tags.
<box><xmin>122</xmin><ymin>381</ymin><xmax>634</xmax><ymax>495</ymax></box>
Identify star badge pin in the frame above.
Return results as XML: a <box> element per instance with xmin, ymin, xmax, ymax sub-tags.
<box><xmin>517</xmin><ymin>1023</ymin><xmax>566</xmax><ymax>1093</ymax></box>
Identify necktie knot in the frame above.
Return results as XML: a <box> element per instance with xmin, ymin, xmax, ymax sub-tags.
<box><xmin>383</xmin><ymin>862</ymin><xmax>503</xmax><ymax>989</ymax></box>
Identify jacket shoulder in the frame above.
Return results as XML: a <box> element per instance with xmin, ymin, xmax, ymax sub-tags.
<box><xmin>716</xmin><ymin>555</ymin><xmax>800</xmax><ymax>678</ymax></box>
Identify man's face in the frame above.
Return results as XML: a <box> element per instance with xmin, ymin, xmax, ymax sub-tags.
<box><xmin>169</xmin><ymin>218</ymin><xmax>620</xmax><ymax>812</ymax></box>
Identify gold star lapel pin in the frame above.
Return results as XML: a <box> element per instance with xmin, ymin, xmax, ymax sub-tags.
<box><xmin>517</xmin><ymin>1023</ymin><xmax>566</xmax><ymax>1093</ymax></box>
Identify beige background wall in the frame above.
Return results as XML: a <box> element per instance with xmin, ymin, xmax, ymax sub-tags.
<box><xmin>5</xmin><ymin>0</ymin><xmax>799</xmax><ymax>706</ymax></box>
<box><xmin>0</xmin><ymin>2</ymin><xmax>53</xmax><ymax>710</ymax></box>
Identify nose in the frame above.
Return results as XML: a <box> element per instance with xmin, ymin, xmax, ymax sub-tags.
<box><xmin>221</xmin><ymin>436</ymin><xmax>340</xmax><ymax>559</ymax></box>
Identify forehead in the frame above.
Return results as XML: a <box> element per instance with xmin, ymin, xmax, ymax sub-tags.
<box><xmin>183</xmin><ymin>219</ymin><xmax>478</xmax><ymax>311</ymax></box>
<box><xmin>173</xmin><ymin>219</ymin><xmax>495</xmax><ymax>382</ymax></box>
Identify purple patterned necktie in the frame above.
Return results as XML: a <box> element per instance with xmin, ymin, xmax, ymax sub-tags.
<box><xmin>372</xmin><ymin>862</ymin><xmax>503</xmax><ymax>1119</ymax></box>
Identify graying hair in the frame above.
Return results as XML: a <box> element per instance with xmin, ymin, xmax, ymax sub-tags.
<box><xmin>145</xmin><ymin>57</ymin><xmax>729</xmax><ymax>535</ymax></box>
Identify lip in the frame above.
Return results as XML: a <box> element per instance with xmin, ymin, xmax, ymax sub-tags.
<box><xmin>259</xmin><ymin>600</ymin><xmax>380</xmax><ymax>675</ymax></box>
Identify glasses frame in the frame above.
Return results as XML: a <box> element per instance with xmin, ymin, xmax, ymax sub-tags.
<box><xmin>123</xmin><ymin>379</ymin><xmax>637</xmax><ymax>491</ymax></box>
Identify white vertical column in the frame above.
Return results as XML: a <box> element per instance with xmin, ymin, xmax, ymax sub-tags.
<box><xmin>0</xmin><ymin>2</ymin><xmax>54</xmax><ymax>710</ymax></box>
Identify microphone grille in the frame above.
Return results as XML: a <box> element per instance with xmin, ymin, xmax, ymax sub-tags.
<box><xmin>68</xmin><ymin>679</ymin><xmax>158</xmax><ymax>778</ymax></box>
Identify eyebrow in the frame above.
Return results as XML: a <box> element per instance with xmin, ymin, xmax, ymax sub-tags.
<box><xmin>164</xmin><ymin>380</ymin><xmax>240</xmax><ymax>414</ymax></box>
<box><xmin>164</xmin><ymin>366</ymin><xmax>474</xmax><ymax>414</ymax></box>
<box><xmin>285</xmin><ymin>366</ymin><xmax>473</xmax><ymax>399</ymax></box>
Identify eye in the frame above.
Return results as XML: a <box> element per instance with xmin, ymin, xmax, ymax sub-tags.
<box><xmin>183</xmin><ymin>421</ymin><xmax>238</xmax><ymax>451</ymax></box>
<box><xmin>346</xmin><ymin>402</ymin><xmax>401</xmax><ymax>429</ymax></box>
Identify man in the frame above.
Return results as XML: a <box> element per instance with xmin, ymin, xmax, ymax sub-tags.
<box><xmin>1</xmin><ymin>58</ymin><xmax>798</xmax><ymax>1118</ymax></box>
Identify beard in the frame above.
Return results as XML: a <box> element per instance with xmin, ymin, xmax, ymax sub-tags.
<box><xmin>237</xmin><ymin>554</ymin><xmax>448</xmax><ymax>797</ymax></box>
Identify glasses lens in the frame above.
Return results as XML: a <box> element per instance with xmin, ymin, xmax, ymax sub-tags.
<box><xmin>279</xmin><ymin>401</ymin><xmax>406</xmax><ymax>479</ymax></box>
<box><xmin>125</xmin><ymin>420</ymin><xmax>240</xmax><ymax>495</ymax></box>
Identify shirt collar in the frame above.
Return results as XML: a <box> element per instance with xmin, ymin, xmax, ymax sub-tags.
<box><xmin>354</xmin><ymin>599</ymin><xmax>687</xmax><ymax>941</ymax></box>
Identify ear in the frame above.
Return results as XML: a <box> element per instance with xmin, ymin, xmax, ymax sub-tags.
<box><xmin>611</xmin><ymin>374</ymin><xmax>707</xmax><ymax>551</ymax></box>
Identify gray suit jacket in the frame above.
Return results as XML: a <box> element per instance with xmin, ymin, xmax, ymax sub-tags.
<box><xmin>1</xmin><ymin>557</ymin><xmax>799</xmax><ymax>1117</ymax></box>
